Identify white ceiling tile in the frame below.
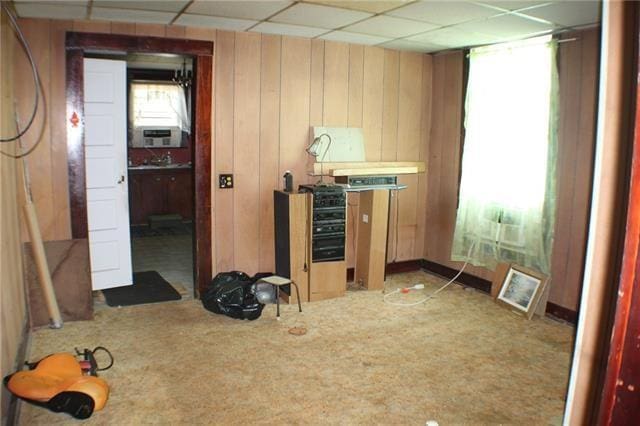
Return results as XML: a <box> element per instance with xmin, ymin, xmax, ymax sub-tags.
<box><xmin>455</xmin><ymin>12</ymin><xmax>556</xmax><ymax>40</ymax></box>
<box><xmin>319</xmin><ymin>31</ymin><xmax>391</xmax><ymax>45</ymax></box>
<box><xmin>14</xmin><ymin>2</ymin><xmax>87</xmax><ymax>19</ymax></box>
<box><xmin>518</xmin><ymin>1</ymin><xmax>601</xmax><ymax>27</ymax></box>
<box><xmin>344</xmin><ymin>15</ymin><xmax>439</xmax><ymax>38</ymax></box>
<box><xmin>408</xmin><ymin>26</ymin><xmax>501</xmax><ymax>48</ymax></box>
<box><xmin>475</xmin><ymin>1</ymin><xmax>552</xmax><ymax>12</ymax></box>
<box><xmin>92</xmin><ymin>1</ymin><xmax>189</xmax><ymax>13</ymax></box>
<box><xmin>250</xmin><ymin>22</ymin><xmax>328</xmax><ymax>38</ymax></box>
<box><xmin>304</xmin><ymin>1</ymin><xmax>411</xmax><ymax>14</ymax></box>
<box><xmin>186</xmin><ymin>1</ymin><xmax>293</xmax><ymax>20</ymax></box>
<box><xmin>270</xmin><ymin>3</ymin><xmax>372</xmax><ymax>29</ymax></box>
<box><xmin>91</xmin><ymin>7</ymin><xmax>175</xmax><ymax>24</ymax></box>
<box><xmin>381</xmin><ymin>38</ymin><xmax>446</xmax><ymax>53</ymax></box>
<box><xmin>175</xmin><ymin>14</ymin><xmax>257</xmax><ymax>31</ymax></box>
<box><xmin>388</xmin><ymin>1</ymin><xmax>502</xmax><ymax>26</ymax></box>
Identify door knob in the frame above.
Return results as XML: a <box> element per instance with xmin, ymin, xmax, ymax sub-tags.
<box><xmin>117</xmin><ymin>175</ymin><xmax>125</xmax><ymax>184</ymax></box>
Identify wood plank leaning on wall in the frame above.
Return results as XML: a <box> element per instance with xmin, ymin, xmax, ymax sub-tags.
<box><xmin>15</xmin><ymin>18</ymin><xmax>431</xmax><ymax>280</ymax></box>
<box><xmin>424</xmin><ymin>28</ymin><xmax>601</xmax><ymax>311</ymax></box>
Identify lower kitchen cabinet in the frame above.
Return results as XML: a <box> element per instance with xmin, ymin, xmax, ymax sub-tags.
<box><xmin>128</xmin><ymin>168</ymin><xmax>193</xmax><ymax>225</ymax></box>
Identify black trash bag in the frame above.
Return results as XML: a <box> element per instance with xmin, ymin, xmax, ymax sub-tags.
<box><xmin>202</xmin><ymin>271</ymin><xmax>273</xmax><ymax>320</ymax></box>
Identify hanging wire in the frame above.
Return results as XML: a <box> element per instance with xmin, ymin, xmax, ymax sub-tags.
<box><xmin>0</xmin><ymin>110</ymin><xmax>42</xmax><ymax>159</ymax></box>
<box><xmin>0</xmin><ymin>2</ymin><xmax>42</xmax><ymax>144</ymax></box>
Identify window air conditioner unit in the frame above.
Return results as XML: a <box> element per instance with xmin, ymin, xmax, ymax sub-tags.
<box><xmin>131</xmin><ymin>126</ymin><xmax>182</xmax><ymax>148</ymax></box>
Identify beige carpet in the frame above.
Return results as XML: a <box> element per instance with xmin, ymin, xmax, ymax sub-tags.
<box><xmin>18</xmin><ymin>271</ymin><xmax>573</xmax><ymax>425</ymax></box>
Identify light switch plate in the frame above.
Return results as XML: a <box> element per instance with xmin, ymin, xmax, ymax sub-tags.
<box><xmin>219</xmin><ymin>174</ymin><xmax>233</xmax><ymax>189</ymax></box>
<box><xmin>362</xmin><ymin>214</ymin><xmax>369</xmax><ymax>223</ymax></box>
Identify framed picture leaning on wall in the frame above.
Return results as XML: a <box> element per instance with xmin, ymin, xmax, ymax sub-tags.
<box><xmin>496</xmin><ymin>265</ymin><xmax>548</xmax><ymax>320</ymax></box>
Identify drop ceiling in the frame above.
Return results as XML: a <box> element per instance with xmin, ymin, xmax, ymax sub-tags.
<box><xmin>12</xmin><ymin>0</ymin><xmax>601</xmax><ymax>53</ymax></box>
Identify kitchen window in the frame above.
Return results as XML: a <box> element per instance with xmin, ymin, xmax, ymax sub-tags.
<box><xmin>130</xmin><ymin>82</ymin><xmax>190</xmax><ymax>132</ymax></box>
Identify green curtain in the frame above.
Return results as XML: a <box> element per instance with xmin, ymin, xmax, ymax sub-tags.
<box><xmin>451</xmin><ymin>36</ymin><xmax>559</xmax><ymax>274</ymax></box>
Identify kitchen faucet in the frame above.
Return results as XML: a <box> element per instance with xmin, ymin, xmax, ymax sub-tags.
<box><xmin>145</xmin><ymin>148</ymin><xmax>172</xmax><ymax>166</ymax></box>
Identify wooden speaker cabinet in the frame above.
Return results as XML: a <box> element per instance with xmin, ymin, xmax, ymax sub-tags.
<box><xmin>274</xmin><ymin>189</ymin><xmax>347</xmax><ymax>303</ymax></box>
<box><xmin>309</xmin><ymin>257</ymin><xmax>346</xmax><ymax>301</ymax></box>
<box><xmin>354</xmin><ymin>189</ymin><xmax>390</xmax><ymax>290</ymax></box>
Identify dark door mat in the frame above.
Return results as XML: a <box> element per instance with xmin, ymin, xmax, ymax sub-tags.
<box><xmin>130</xmin><ymin>223</ymin><xmax>192</xmax><ymax>238</ymax></box>
<box><xmin>102</xmin><ymin>271</ymin><xmax>182</xmax><ymax>307</ymax></box>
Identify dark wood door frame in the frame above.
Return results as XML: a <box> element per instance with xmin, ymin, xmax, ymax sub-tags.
<box><xmin>596</xmin><ymin>6</ymin><xmax>640</xmax><ymax>422</ymax></box>
<box><xmin>65</xmin><ymin>32</ymin><xmax>213</xmax><ymax>296</ymax></box>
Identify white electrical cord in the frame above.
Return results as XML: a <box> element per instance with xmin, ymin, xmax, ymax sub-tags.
<box><xmin>383</xmin><ymin>242</ymin><xmax>476</xmax><ymax>307</ymax></box>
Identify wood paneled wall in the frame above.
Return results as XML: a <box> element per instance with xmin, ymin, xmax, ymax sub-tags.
<box><xmin>210</xmin><ymin>31</ymin><xmax>431</xmax><ymax>273</ymax></box>
<box><xmin>14</xmin><ymin>17</ymin><xmax>597</xmax><ymax>310</ymax></box>
<box><xmin>1</xmin><ymin>9</ymin><xmax>27</xmax><ymax>418</ymax></box>
<box><xmin>13</xmin><ymin>18</ymin><xmax>431</xmax><ymax>278</ymax></box>
<box><xmin>425</xmin><ymin>28</ymin><xmax>601</xmax><ymax>310</ymax></box>
<box><xmin>550</xmin><ymin>29</ymin><xmax>600</xmax><ymax>310</ymax></box>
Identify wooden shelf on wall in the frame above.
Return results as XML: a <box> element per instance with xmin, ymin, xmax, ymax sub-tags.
<box><xmin>311</xmin><ymin>161</ymin><xmax>426</xmax><ymax>177</ymax></box>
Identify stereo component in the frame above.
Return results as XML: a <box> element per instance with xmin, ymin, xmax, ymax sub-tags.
<box><xmin>299</xmin><ymin>184</ymin><xmax>346</xmax><ymax>263</ymax></box>
<box><xmin>334</xmin><ymin>175</ymin><xmax>406</xmax><ymax>191</ymax></box>
<box><xmin>335</xmin><ymin>175</ymin><xmax>397</xmax><ymax>186</ymax></box>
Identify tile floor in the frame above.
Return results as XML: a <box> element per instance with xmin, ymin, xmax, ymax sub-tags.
<box><xmin>130</xmin><ymin>232</ymin><xmax>194</xmax><ymax>298</ymax></box>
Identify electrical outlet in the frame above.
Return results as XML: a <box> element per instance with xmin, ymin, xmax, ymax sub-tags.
<box><xmin>219</xmin><ymin>174</ymin><xmax>233</xmax><ymax>189</ymax></box>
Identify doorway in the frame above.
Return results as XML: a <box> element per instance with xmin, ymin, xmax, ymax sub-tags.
<box><xmin>65</xmin><ymin>32</ymin><xmax>213</xmax><ymax>297</ymax></box>
<box><xmin>125</xmin><ymin>55</ymin><xmax>195</xmax><ymax>296</ymax></box>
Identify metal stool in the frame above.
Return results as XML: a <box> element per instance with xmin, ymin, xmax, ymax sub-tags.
<box><xmin>254</xmin><ymin>276</ymin><xmax>302</xmax><ymax>319</ymax></box>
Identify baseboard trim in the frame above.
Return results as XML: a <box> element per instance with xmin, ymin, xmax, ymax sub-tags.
<box><xmin>420</xmin><ymin>259</ymin><xmax>492</xmax><ymax>293</ymax></box>
<box><xmin>419</xmin><ymin>259</ymin><xmax>578</xmax><ymax>325</ymax></box>
<box><xmin>386</xmin><ymin>259</ymin><xmax>423</xmax><ymax>275</ymax></box>
<box><xmin>4</xmin><ymin>315</ymin><xmax>30</xmax><ymax>426</ymax></box>
<box><xmin>347</xmin><ymin>259</ymin><xmax>422</xmax><ymax>282</ymax></box>
<box><xmin>347</xmin><ymin>258</ymin><xmax>578</xmax><ymax>324</ymax></box>
<box><xmin>545</xmin><ymin>302</ymin><xmax>578</xmax><ymax>324</ymax></box>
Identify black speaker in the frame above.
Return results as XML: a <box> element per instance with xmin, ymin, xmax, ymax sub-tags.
<box><xmin>274</xmin><ymin>190</ymin><xmax>292</xmax><ymax>278</ymax></box>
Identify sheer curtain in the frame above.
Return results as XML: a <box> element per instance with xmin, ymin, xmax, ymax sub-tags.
<box><xmin>451</xmin><ymin>35</ymin><xmax>559</xmax><ymax>274</ymax></box>
<box><xmin>130</xmin><ymin>82</ymin><xmax>190</xmax><ymax>133</ymax></box>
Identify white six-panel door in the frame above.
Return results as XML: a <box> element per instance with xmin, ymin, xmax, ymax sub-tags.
<box><xmin>83</xmin><ymin>58</ymin><xmax>133</xmax><ymax>290</ymax></box>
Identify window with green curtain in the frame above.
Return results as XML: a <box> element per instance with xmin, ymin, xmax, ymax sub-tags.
<box><xmin>451</xmin><ymin>35</ymin><xmax>559</xmax><ymax>274</ymax></box>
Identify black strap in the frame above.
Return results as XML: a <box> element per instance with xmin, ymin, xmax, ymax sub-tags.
<box><xmin>92</xmin><ymin>347</ymin><xmax>114</xmax><ymax>372</ymax></box>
